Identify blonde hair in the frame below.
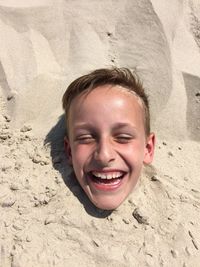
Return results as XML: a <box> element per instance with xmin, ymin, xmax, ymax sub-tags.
<box><xmin>62</xmin><ymin>67</ymin><xmax>150</xmax><ymax>136</ymax></box>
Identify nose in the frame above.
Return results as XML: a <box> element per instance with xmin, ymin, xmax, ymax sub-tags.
<box><xmin>94</xmin><ymin>138</ymin><xmax>116</xmax><ymax>166</ymax></box>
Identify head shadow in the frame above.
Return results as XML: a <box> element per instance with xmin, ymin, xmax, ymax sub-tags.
<box><xmin>44</xmin><ymin>114</ymin><xmax>112</xmax><ymax>218</ymax></box>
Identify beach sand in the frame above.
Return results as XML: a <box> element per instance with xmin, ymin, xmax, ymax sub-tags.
<box><xmin>0</xmin><ymin>1</ymin><xmax>200</xmax><ymax>266</ymax></box>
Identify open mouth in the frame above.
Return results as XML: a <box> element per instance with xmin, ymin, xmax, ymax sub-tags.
<box><xmin>87</xmin><ymin>170</ymin><xmax>126</xmax><ymax>191</ymax></box>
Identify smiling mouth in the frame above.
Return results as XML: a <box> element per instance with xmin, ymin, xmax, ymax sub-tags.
<box><xmin>89</xmin><ymin>170</ymin><xmax>126</xmax><ymax>184</ymax></box>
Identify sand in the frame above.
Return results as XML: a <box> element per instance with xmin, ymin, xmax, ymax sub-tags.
<box><xmin>0</xmin><ymin>1</ymin><xmax>200</xmax><ymax>266</ymax></box>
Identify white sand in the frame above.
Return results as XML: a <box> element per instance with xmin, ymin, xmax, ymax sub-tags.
<box><xmin>0</xmin><ymin>1</ymin><xmax>200</xmax><ymax>266</ymax></box>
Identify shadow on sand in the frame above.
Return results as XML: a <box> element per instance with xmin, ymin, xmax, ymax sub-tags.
<box><xmin>182</xmin><ymin>72</ymin><xmax>200</xmax><ymax>141</ymax></box>
<box><xmin>44</xmin><ymin>114</ymin><xmax>112</xmax><ymax>218</ymax></box>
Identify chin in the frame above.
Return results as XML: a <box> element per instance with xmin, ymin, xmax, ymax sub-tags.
<box><xmin>90</xmin><ymin>195</ymin><xmax>125</xmax><ymax>211</ymax></box>
<box><xmin>95</xmin><ymin>203</ymin><xmax>119</xmax><ymax>211</ymax></box>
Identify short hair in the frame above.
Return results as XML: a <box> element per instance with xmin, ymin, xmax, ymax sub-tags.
<box><xmin>62</xmin><ymin>67</ymin><xmax>150</xmax><ymax>136</ymax></box>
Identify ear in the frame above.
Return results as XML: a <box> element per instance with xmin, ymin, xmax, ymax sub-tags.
<box><xmin>64</xmin><ymin>136</ymin><xmax>72</xmax><ymax>165</ymax></box>
<box><xmin>143</xmin><ymin>133</ymin><xmax>155</xmax><ymax>164</ymax></box>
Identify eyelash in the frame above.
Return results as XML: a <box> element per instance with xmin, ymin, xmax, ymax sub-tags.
<box><xmin>75</xmin><ymin>134</ymin><xmax>133</xmax><ymax>144</ymax></box>
<box><xmin>76</xmin><ymin>135</ymin><xmax>95</xmax><ymax>144</ymax></box>
<box><xmin>114</xmin><ymin>135</ymin><xmax>133</xmax><ymax>143</ymax></box>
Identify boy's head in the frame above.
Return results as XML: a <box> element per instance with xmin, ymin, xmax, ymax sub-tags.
<box><xmin>63</xmin><ymin>68</ymin><xmax>155</xmax><ymax>210</ymax></box>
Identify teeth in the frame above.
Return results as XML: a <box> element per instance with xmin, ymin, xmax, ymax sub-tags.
<box><xmin>92</xmin><ymin>171</ymin><xmax>123</xmax><ymax>180</ymax></box>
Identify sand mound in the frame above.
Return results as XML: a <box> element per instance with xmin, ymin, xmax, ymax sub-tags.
<box><xmin>0</xmin><ymin>1</ymin><xmax>200</xmax><ymax>266</ymax></box>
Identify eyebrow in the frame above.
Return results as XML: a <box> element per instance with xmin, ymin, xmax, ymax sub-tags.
<box><xmin>112</xmin><ymin>122</ymin><xmax>137</xmax><ymax>129</ymax></box>
<box><xmin>73</xmin><ymin>123</ymin><xmax>96</xmax><ymax>130</ymax></box>
<box><xmin>73</xmin><ymin>122</ymin><xmax>137</xmax><ymax>131</ymax></box>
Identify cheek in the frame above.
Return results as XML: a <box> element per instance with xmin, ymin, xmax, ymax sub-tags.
<box><xmin>71</xmin><ymin>145</ymin><xmax>91</xmax><ymax>169</ymax></box>
<box><xmin>120</xmin><ymin>142</ymin><xmax>145</xmax><ymax>162</ymax></box>
<box><xmin>71</xmin><ymin>153</ymin><xmax>83</xmax><ymax>182</ymax></box>
<box><xmin>71</xmin><ymin>148</ymin><xmax>82</xmax><ymax>166</ymax></box>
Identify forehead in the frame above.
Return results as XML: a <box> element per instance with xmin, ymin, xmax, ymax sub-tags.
<box><xmin>71</xmin><ymin>84</ymin><xmax>143</xmax><ymax>110</ymax></box>
<box><xmin>68</xmin><ymin>85</ymin><xmax>145</xmax><ymax>125</ymax></box>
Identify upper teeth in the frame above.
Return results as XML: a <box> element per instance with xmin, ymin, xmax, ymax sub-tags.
<box><xmin>92</xmin><ymin>171</ymin><xmax>123</xmax><ymax>179</ymax></box>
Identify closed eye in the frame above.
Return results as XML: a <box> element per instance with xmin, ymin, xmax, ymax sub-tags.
<box><xmin>114</xmin><ymin>134</ymin><xmax>134</xmax><ymax>144</ymax></box>
<box><xmin>75</xmin><ymin>134</ymin><xmax>95</xmax><ymax>144</ymax></box>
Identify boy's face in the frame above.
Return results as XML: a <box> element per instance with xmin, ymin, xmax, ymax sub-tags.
<box><xmin>65</xmin><ymin>85</ymin><xmax>155</xmax><ymax>210</ymax></box>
